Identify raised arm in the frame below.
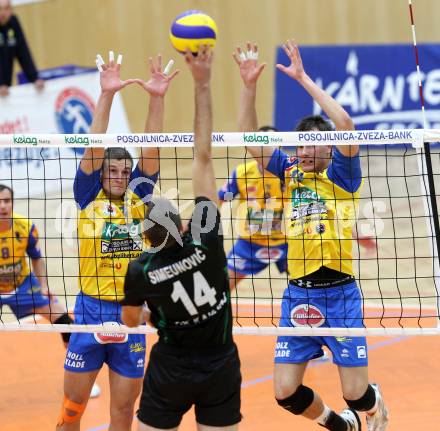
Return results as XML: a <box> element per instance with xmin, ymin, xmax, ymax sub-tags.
<box><xmin>184</xmin><ymin>45</ymin><xmax>217</xmax><ymax>202</ymax></box>
<box><xmin>277</xmin><ymin>39</ymin><xmax>357</xmax><ymax>157</ymax></box>
<box><xmin>233</xmin><ymin>42</ymin><xmax>274</xmax><ymax>168</ymax></box>
<box><xmin>80</xmin><ymin>52</ymin><xmax>137</xmax><ymax>174</ymax></box>
<box><xmin>135</xmin><ymin>55</ymin><xmax>179</xmax><ymax>175</ymax></box>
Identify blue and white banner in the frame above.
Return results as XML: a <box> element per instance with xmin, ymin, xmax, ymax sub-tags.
<box><xmin>0</xmin><ymin>72</ymin><xmax>130</xmax><ymax>197</ymax></box>
<box><xmin>274</xmin><ymin>44</ymin><xmax>440</xmax><ymax>131</ymax></box>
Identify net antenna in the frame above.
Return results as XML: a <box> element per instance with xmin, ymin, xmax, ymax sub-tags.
<box><xmin>408</xmin><ymin>0</ymin><xmax>440</xmax><ymax>327</ymax></box>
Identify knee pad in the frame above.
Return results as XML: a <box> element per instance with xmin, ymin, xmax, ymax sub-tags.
<box><xmin>57</xmin><ymin>396</ymin><xmax>87</xmax><ymax>426</ymax></box>
<box><xmin>344</xmin><ymin>384</ymin><xmax>376</xmax><ymax>412</ymax></box>
<box><xmin>276</xmin><ymin>384</ymin><xmax>314</xmax><ymax>415</ymax></box>
<box><xmin>53</xmin><ymin>313</ymin><xmax>73</xmax><ymax>343</ymax></box>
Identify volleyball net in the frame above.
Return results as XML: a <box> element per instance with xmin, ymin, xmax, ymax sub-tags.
<box><xmin>0</xmin><ymin>129</ymin><xmax>439</xmax><ymax>336</ymax></box>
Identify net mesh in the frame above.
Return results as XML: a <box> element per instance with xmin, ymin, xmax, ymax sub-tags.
<box><xmin>0</xmin><ymin>135</ymin><xmax>439</xmax><ymax>335</ymax></box>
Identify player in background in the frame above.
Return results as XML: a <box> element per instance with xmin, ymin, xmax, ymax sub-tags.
<box><xmin>242</xmin><ymin>40</ymin><xmax>388</xmax><ymax>431</ymax></box>
<box><xmin>121</xmin><ymin>45</ymin><xmax>241</xmax><ymax>431</ymax></box>
<box><xmin>56</xmin><ymin>52</ymin><xmax>178</xmax><ymax>431</ymax></box>
<box><xmin>224</xmin><ymin>43</ymin><xmax>376</xmax><ymax>293</ymax></box>
<box><xmin>0</xmin><ymin>184</ymin><xmax>72</xmax><ymax>339</ymax></box>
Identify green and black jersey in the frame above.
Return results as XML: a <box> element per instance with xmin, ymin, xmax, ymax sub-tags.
<box><xmin>122</xmin><ymin>197</ymin><xmax>233</xmax><ymax>349</ymax></box>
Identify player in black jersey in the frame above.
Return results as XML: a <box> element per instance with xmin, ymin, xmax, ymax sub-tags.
<box><xmin>121</xmin><ymin>45</ymin><xmax>242</xmax><ymax>431</ymax></box>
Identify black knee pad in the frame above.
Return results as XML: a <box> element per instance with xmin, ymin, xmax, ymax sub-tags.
<box><xmin>344</xmin><ymin>384</ymin><xmax>376</xmax><ymax>412</ymax></box>
<box><xmin>276</xmin><ymin>384</ymin><xmax>314</xmax><ymax>415</ymax></box>
<box><xmin>54</xmin><ymin>313</ymin><xmax>73</xmax><ymax>343</ymax></box>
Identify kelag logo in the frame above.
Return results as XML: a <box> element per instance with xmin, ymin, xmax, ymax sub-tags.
<box><xmin>55</xmin><ymin>87</ymin><xmax>96</xmax><ymax>155</ymax></box>
<box><xmin>275</xmin><ymin>44</ymin><xmax>440</xmax><ymax>131</ymax></box>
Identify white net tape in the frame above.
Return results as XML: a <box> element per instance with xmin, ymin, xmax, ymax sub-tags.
<box><xmin>0</xmin><ymin>129</ymin><xmax>439</xmax><ymax>336</ymax></box>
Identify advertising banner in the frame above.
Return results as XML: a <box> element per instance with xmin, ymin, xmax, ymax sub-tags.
<box><xmin>275</xmin><ymin>44</ymin><xmax>440</xmax><ymax>132</ymax></box>
<box><xmin>0</xmin><ymin>72</ymin><xmax>130</xmax><ymax>197</ymax></box>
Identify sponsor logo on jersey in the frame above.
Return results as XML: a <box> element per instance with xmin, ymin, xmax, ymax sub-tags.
<box><xmin>274</xmin><ymin>341</ymin><xmax>290</xmax><ymax>358</ymax></box>
<box><xmin>101</xmin><ymin>220</ymin><xmax>143</xmax><ymax>254</ymax></box>
<box><xmin>227</xmin><ymin>254</ymin><xmax>246</xmax><ymax>271</ymax></box>
<box><xmin>341</xmin><ymin>348</ymin><xmax>350</xmax><ymax>358</ymax></box>
<box><xmin>93</xmin><ymin>322</ymin><xmax>128</xmax><ymax>344</ymax></box>
<box><xmin>0</xmin><ymin>261</ymin><xmax>23</xmax><ymax>288</ymax></box>
<box><xmin>130</xmin><ymin>342</ymin><xmax>146</xmax><ymax>353</ymax></box>
<box><xmin>357</xmin><ymin>345</ymin><xmax>367</xmax><ymax>359</ymax></box>
<box><xmin>288</xmin><ymin>168</ymin><xmax>304</xmax><ymax>184</ymax></box>
<box><xmin>136</xmin><ymin>358</ymin><xmax>145</xmax><ymax>368</ymax></box>
<box><xmin>255</xmin><ymin>247</ymin><xmax>283</xmax><ymax>264</ymax></box>
<box><xmin>65</xmin><ymin>351</ymin><xmax>86</xmax><ymax>369</ymax></box>
<box><xmin>290</xmin><ymin>303</ymin><xmax>326</xmax><ymax>327</ymax></box>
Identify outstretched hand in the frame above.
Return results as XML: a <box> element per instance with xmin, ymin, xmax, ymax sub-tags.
<box><xmin>135</xmin><ymin>55</ymin><xmax>180</xmax><ymax>97</ymax></box>
<box><xmin>96</xmin><ymin>51</ymin><xmax>137</xmax><ymax>94</ymax></box>
<box><xmin>185</xmin><ymin>44</ymin><xmax>213</xmax><ymax>86</ymax></box>
<box><xmin>233</xmin><ymin>42</ymin><xmax>266</xmax><ymax>87</ymax></box>
<box><xmin>276</xmin><ymin>39</ymin><xmax>306</xmax><ymax>81</ymax></box>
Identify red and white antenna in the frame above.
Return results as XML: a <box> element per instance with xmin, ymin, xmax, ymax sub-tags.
<box><xmin>407</xmin><ymin>0</ymin><xmax>427</xmax><ymax>128</ymax></box>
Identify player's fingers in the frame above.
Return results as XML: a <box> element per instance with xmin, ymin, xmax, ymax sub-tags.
<box><xmin>235</xmin><ymin>46</ymin><xmax>245</xmax><ymax>63</ymax></box>
<box><xmin>157</xmin><ymin>53</ymin><xmax>163</xmax><ymax>72</ymax></box>
<box><xmin>199</xmin><ymin>44</ymin><xmax>208</xmax><ymax>59</ymax></box>
<box><xmin>184</xmin><ymin>48</ymin><xmax>193</xmax><ymax>64</ymax></box>
<box><xmin>163</xmin><ymin>59</ymin><xmax>174</xmax><ymax>76</ymax></box>
<box><xmin>282</xmin><ymin>44</ymin><xmax>293</xmax><ymax>59</ymax></box>
<box><xmin>287</xmin><ymin>39</ymin><xmax>295</xmax><ymax>53</ymax></box>
<box><xmin>96</xmin><ymin>54</ymin><xmax>105</xmax><ymax>67</ymax></box>
<box><xmin>232</xmin><ymin>51</ymin><xmax>241</xmax><ymax>65</ymax></box>
<box><xmin>109</xmin><ymin>50</ymin><xmax>115</xmax><ymax>66</ymax></box>
<box><xmin>167</xmin><ymin>69</ymin><xmax>180</xmax><ymax>81</ymax></box>
<box><xmin>96</xmin><ymin>59</ymin><xmax>104</xmax><ymax>72</ymax></box>
<box><xmin>123</xmin><ymin>78</ymin><xmax>138</xmax><ymax>87</ymax></box>
<box><xmin>257</xmin><ymin>62</ymin><xmax>266</xmax><ymax>75</ymax></box>
<box><xmin>293</xmin><ymin>44</ymin><xmax>301</xmax><ymax>61</ymax></box>
<box><xmin>148</xmin><ymin>57</ymin><xmax>155</xmax><ymax>74</ymax></box>
<box><xmin>276</xmin><ymin>64</ymin><xmax>288</xmax><ymax>74</ymax></box>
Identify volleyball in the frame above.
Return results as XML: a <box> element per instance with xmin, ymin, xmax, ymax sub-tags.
<box><xmin>170</xmin><ymin>10</ymin><xmax>218</xmax><ymax>54</ymax></box>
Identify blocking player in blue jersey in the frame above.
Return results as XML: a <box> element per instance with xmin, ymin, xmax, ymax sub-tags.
<box><xmin>238</xmin><ymin>40</ymin><xmax>388</xmax><ymax>431</ymax></box>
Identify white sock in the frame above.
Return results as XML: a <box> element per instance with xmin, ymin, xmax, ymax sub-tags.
<box><xmin>316</xmin><ymin>405</ymin><xmax>332</xmax><ymax>425</ymax></box>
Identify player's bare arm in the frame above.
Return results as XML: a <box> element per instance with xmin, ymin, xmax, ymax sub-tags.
<box><xmin>234</xmin><ymin>42</ymin><xmax>274</xmax><ymax>168</ymax></box>
<box><xmin>80</xmin><ymin>51</ymin><xmax>137</xmax><ymax>174</ymax></box>
<box><xmin>122</xmin><ymin>304</ymin><xmax>151</xmax><ymax>328</ymax></box>
<box><xmin>185</xmin><ymin>45</ymin><xmax>217</xmax><ymax>203</ymax></box>
<box><xmin>277</xmin><ymin>39</ymin><xmax>358</xmax><ymax>157</ymax></box>
<box><xmin>135</xmin><ymin>54</ymin><xmax>179</xmax><ymax>176</ymax></box>
<box><xmin>31</xmin><ymin>256</ymin><xmax>48</xmax><ymax>292</ymax></box>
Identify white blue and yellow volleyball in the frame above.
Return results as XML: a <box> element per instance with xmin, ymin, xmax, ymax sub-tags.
<box><xmin>170</xmin><ymin>10</ymin><xmax>218</xmax><ymax>54</ymax></box>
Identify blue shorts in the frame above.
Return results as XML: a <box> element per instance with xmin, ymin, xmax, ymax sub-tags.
<box><xmin>0</xmin><ymin>274</ymin><xmax>50</xmax><ymax>319</ymax></box>
<box><xmin>227</xmin><ymin>238</ymin><xmax>288</xmax><ymax>275</ymax></box>
<box><xmin>274</xmin><ymin>280</ymin><xmax>368</xmax><ymax>367</ymax></box>
<box><xmin>65</xmin><ymin>293</ymin><xmax>146</xmax><ymax>378</ymax></box>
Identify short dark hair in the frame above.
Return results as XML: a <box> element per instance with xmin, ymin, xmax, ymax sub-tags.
<box><xmin>102</xmin><ymin>147</ymin><xmax>133</xmax><ymax>169</ymax></box>
<box><xmin>258</xmin><ymin>125</ymin><xmax>279</xmax><ymax>132</ymax></box>
<box><xmin>144</xmin><ymin>198</ymin><xmax>182</xmax><ymax>249</ymax></box>
<box><xmin>0</xmin><ymin>184</ymin><xmax>13</xmax><ymax>200</ymax></box>
<box><xmin>294</xmin><ymin>115</ymin><xmax>333</xmax><ymax>132</ymax></box>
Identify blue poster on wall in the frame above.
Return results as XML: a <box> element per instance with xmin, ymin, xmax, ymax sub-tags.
<box><xmin>274</xmin><ymin>44</ymin><xmax>440</xmax><ymax>131</ymax></box>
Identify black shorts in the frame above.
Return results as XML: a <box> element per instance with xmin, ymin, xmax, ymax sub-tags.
<box><xmin>137</xmin><ymin>342</ymin><xmax>242</xmax><ymax>429</ymax></box>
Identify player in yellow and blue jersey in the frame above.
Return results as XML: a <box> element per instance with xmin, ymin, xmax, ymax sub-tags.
<box><xmin>218</xmin><ymin>132</ymin><xmax>288</xmax><ymax>290</ymax></box>
<box><xmin>56</xmin><ymin>53</ymin><xmax>179</xmax><ymax>431</ymax></box>
<box><xmin>0</xmin><ymin>184</ymin><xmax>72</xmax><ymax>338</ymax></box>
<box><xmin>239</xmin><ymin>41</ymin><xmax>388</xmax><ymax>431</ymax></box>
